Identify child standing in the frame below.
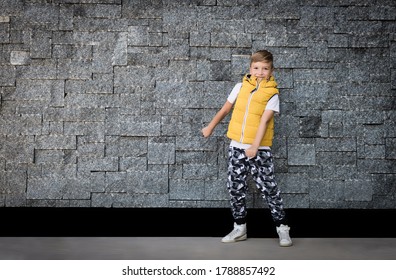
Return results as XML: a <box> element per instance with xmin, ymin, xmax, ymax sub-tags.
<box><xmin>202</xmin><ymin>50</ymin><xmax>292</xmax><ymax>247</ymax></box>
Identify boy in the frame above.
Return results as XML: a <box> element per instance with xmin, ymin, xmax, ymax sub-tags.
<box><xmin>201</xmin><ymin>50</ymin><xmax>292</xmax><ymax>247</ymax></box>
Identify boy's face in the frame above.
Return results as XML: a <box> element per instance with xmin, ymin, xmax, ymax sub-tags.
<box><xmin>249</xmin><ymin>61</ymin><xmax>273</xmax><ymax>82</ymax></box>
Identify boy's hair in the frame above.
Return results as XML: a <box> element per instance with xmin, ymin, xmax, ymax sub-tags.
<box><xmin>250</xmin><ymin>50</ymin><xmax>274</xmax><ymax>68</ymax></box>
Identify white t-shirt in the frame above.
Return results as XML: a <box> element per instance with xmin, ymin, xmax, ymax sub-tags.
<box><xmin>227</xmin><ymin>83</ymin><xmax>280</xmax><ymax>150</ymax></box>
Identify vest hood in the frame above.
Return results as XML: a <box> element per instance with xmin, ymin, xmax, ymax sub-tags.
<box><xmin>243</xmin><ymin>74</ymin><xmax>278</xmax><ymax>92</ymax></box>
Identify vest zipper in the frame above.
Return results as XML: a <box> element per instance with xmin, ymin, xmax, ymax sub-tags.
<box><xmin>239</xmin><ymin>82</ymin><xmax>260</xmax><ymax>143</ymax></box>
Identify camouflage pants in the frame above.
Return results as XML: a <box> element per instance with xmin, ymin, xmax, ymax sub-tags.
<box><xmin>227</xmin><ymin>146</ymin><xmax>286</xmax><ymax>226</ymax></box>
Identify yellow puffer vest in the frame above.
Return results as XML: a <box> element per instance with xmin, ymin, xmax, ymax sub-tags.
<box><xmin>227</xmin><ymin>74</ymin><xmax>279</xmax><ymax>147</ymax></box>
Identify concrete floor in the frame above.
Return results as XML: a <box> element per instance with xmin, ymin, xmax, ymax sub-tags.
<box><xmin>1</xmin><ymin>237</ymin><xmax>395</xmax><ymax>260</ymax></box>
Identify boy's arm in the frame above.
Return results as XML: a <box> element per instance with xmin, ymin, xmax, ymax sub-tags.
<box><xmin>202</xmin><ymin>101</ymin><xmax>233</xmax><ymax>138</ymax></box>
<box><xmin>245</xmin><ymin>110</ymin><xmax>274</xmax><ymax>158</ymax></box>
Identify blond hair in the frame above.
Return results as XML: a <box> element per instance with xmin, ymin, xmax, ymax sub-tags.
<box><xmin>250</xmin><ymin>50</ymin><xmax>274</xmax><ymax>68</ymax></box>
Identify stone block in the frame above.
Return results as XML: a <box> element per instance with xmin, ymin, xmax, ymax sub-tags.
<box><xmin>176</xmin><ymin>151</ymin><xmax>218</xmax><ymax>165</ymax></box>
<box><xmin>322</xmin><ymin>166</ymin><xmax>358</xmax><ymax>180</ymax></box>
<box><xmin>58</xmin><ymin>61</ymin><xmax>86</xmax><ymax>79</ymax></box>
<box><xmin>53</xmin><ymin>45</ymin><xmax>73</xmax><ymax>59</ymax></box>
<box><xmin>10</xmin><ymin>51</ymin><xmax>30</xmax><ymax>65</ymax></box>
<box><xmin>37</xmin><ymin>163</ymin><xmax>76</xmax><ymax>178</ymax></box>
<box><xmin>328</xmin><ymin>34</ymin><xmax>349</xmax><ymax>48</ymax></box>
<box><xmin>277</xmin><ymin>174</ymin><xmax>310</xmax><ymax>194</ymax></box>
<box><xmin>168</xmin><ymin>39</ymin><xmax>190</xmax><ymax>60</ymax></box>
<box><xmin>204</xmin><ymin>179</ymin><xmax>228</xmax><ymax>200</ymax></box>
<box><xmin>119</xmin><ymin>115</ymin><xmax>161</xmax><ymax>136</ymax></box>
<box><xmin>309</xmin><ymin>180</ymin><xmax>345</xmax><ymax>208</ymax></box>
<box><xmin>386</xmin><ymin>138</ymin><xmax>396</xmax><ymax>159</ymax></box>
<box><xmin>0</xmin><ymin>16</ymin><xmax>10</xmax><ymax>23</ymax></box>
<box><xmin>86</xmin><ymin>73</ymin><xmax>114</xmax><ymax>94</ymax></box>
<box><xmin>299</xmin><ymin>116</ymin><xmax>322</xmax><ymax>138</ymax></box>
<box><xmin>0</xmin><ymin>170</ymin><xmax>27</xmax><ymax>194</ymax></box>
<box><xmin>148</xmin><ymin>137</ymin><xmax>175</xmax><ymax>164</ymax></box>
<box><xmin>317</xmin><ymin>152</ymin><xmax>357</xmax><ymax>166</ymax></box>
<box><xmin>360</xmin><ymin>144</ymin><xmax>386</xmax><ymax>159</ymax></box>
<box><xmin>155</xmin><ymin>80</ymin><xmax>191</xmax><ymax>108</ymax></box>
<box><xmin>265</xmin><ymin>19</ymin><xmax>287</xmax><ymax>47</ymax></box>
<box><xmin>203</xmin><ymin>81</ymin><xmax>231</xmax><ymax>108</ymax></box>
<box><xmin>124</xmin><ymin>169</ymin><xmax>169</xmax><ymax>194</ymax></box>
<box><xmin>0</xmin><ymin>21</ymin><xmax>10</xmax><ymax>43</ymax></box>
<box><xmin>92</xmin><ymin>192</ymin><xmax>169</xmax><ymax>208</ymax></box>
<box><xmin>0</xmin><ymin>66</ymin><xmax>15</xmax><ymax>86</ymax></box>
<box><xmin>76</xmin><ymin>140</ymin><xmax>105</xmax><ymax>157</ymax></box>
<box><xmin>62</xmin><ymin>177</ymin><xmax>98</xmax><ymax>200</ymax></box>
<box><xmin>176</xmin><ymin>136</ymin><xmax>217</xmax><ymax>151</ymax></box>
<box><xmin>112</xmin><ymin>32</ymin><xmax>128</xmax><ymax>65</ymax></box>
<box><xmin>5</xmin><ymin>194</ymin><xmax>26</xmax><ymax>207</ymax></box>
<box><xmin>65</xmin><ymin>93</ymin><xmax>120</xmax><ymax>108</ymax></box>
<box><xmin>35</xmin><ymin>135</ymin><xmax>76</xmax><ymax>150</ymax></box>
<box><xmin>210</xmin><ymin>60</ymin><xmax>231</xmax><ymax>81</ymax></box>
<box><xmin>231</xmin><ymin>54</ymin><xmax>249</xmax><ymax>77</ymax></box>
<box><xmin>307</xmin><ymin>41</ymin><xmax>328</xmax><ymax>61</ymax></box>
<box><xmin>211</xmin><ymin>32</ymin><xmax>237</xmax><ymax>47</ymax></box>
<box><xmin>30</xmin><ymin>29</ymin><xmax>52</xmax><ymax>58</ymax></box>
<box><xmin>190</xmin><ymin>32</ymin><xmax>211</xmax><ymax>47</ymax></box>
<box><xmin>114</xmin><ymin>66</ymin><xmax>154</xmax><ymax>89</ymax></box>
<box><xmin>270</xmin><ymin>48</ymin><xmax>309</xmax><ymax>68</ymax></box>
<box><xmin>128</xmin><ymin>26</ymin><xmax>148</xmax><ymax>46</ymax></box>
<box><xmin>316</xmin><ymin>138</ymin><xmax>356</xmax><ymax>152</ymax></box>
<box><xmin>73</xmin><ymin>17</ymin><xmax>127</xmax><ymax>32</ymax></box>
<box><xmin>0</xmin><ymin>136</ymin><xmax>35</xmax><ymax>163</ymax></box>
<box><xmin>358</xmin><ymin>159</ymin><xmax>396</xmax><ymax>174</ymax></box>
<box><xmin>160</xmin><ymin>116</ymin><xmax>185</xmax><ymax>137</ymax></box>
<box><xmin>35</xmin><ymin>150</ymin><xmax>65</xmax><ymax>164</ymax></box>
<box><xmin>122</xmin><ymin>0</ymin><xmax>162</xmax><ymax>19</ymax></box>
<box><xmin>282</xmin><ymin>193</ymin><xmax>310</xmax><ymax>208</ymax></box>
<box><xmin>288</xmin><ymin>144</ymin><xmax>316</xmax><ymax>166</ymax></box>
<box><xmin>119</xmin><ymin>157</ymin><xmax>147</xmax><ymax>172</ymax></box>
<box><xmin>300</xmin><ymin>7</ymin><xmax>334</xmax><ymax>27</ymax></box>
<box><xmin>263</xmin><ymin>0</ymin><xmax>299</xmax><ymax>19</ymax></box>
<box><xmin>169</xmin><ymin>179</ymin><xmax>205</xmax><ymax>200</ymax></box>
<box><xmin>344</xmin><ymin>180</ymin><xmax>374</xmax><ymax>202</ymax></box>
<box><xmin>78</xmin><ymin>156</ymin><xmax>118</xmax><ymax>173</ymax></box>
<box><xmin>0</xmin><ymin>114</ymin><xmax>42</xmax><ymax>136</ymax></box>
<box><xmin>183</xmin><ymin>163</ymin><xmax>218</xmax><ymax>179</ymax></box>
<box><xmin>361</xmin><ymin>125</ymin><xmax>386</xmax><ymax>145</ymax></box>
<box><xmin>44</xmin><ymin>107</ymin><xmax>106</xmax><ymax>122</ymax></box>
<box><xmin>74</xmin><ymin>4</ymin><xmax>121</xmax><ymax>19</ymax></box>
<box><xmin>275</xmin><ymin>68</ymin><xmax>293</xmax><ymax>89</ymax></box>
<box><xmin>105</xmin><ymin>136</ymin><xmax>147</xmax><ymax>158</ymax></box>
<box><xmin>27</xmin><ymin>177</ymin><xmax>65</xmax><ymax>199</ymax></box>
<box><xmin>68</xmin><ymin>200</ymin><xmax>91</xmax><ymax>207</ymax></box>
<box><xmin>13</xmin><ymin>79</ymin><xmax>62</xmax><ymax>102</ymax></box>
<box><xmin>276</xmin><ymin>115</ymin><xmax>299</xmax><ymax>138</ymax></box>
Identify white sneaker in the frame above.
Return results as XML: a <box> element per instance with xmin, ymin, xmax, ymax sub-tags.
<box><xmin>221</xmin><ymin>223</ymin><xmax>247</xmax><ymax>243</ymax></box>
<box><xmin>276</xmin><ymin>224</ymin><xmax>293</xmax><ymax>247</ymax></box>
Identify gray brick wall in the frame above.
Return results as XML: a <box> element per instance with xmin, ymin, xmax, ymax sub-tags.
<box><xmin>0</xmin><ymin>0</ymin><xmax>395</xmax><ymax>209</ymax></box>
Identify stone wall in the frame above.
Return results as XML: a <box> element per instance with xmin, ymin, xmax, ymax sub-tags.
<box><xmin>0</xmin><ymin>0</ymin><xmax>395</xmax><ymax>209</ymax></box>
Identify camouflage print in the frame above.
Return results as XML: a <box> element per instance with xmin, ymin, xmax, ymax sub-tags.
<box><xmin>227</xmin><ymin>146</ymin><xmax>286</xmax><ymax>224</ymax></box>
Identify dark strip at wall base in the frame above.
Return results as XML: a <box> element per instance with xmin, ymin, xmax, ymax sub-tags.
<box><xmin>1</xmin><ymin>208</ymin><xmax>395</xmax><ymax>238</ymax></box>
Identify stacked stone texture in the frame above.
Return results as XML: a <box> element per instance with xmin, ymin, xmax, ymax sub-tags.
<box><xmin>0</xmin><ymin>0</ymin><xmax>395</xmax><ymax>209</ymax></box>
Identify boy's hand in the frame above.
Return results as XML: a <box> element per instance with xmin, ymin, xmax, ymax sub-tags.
<box><xmin>245</xmin><ymin>146</ymin><xmax>258</xmax><ymax>158</ymax></box>
<box><xmin>201</xmin><ymin>126</ymin><xmax>212</xmax><ymax>138</ymax></box>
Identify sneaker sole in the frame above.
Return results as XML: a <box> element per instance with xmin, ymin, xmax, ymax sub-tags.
<box><xmin>221</xmin><ymin>234</ymin><xmax>247</xmax><ymax>243</ymax></box>
<box><xmin>279</xmin><ymin>241</ymin><xmax>293</xmax><ymax>247</ymax></box>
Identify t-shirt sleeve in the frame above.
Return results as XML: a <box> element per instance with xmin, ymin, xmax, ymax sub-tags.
<box><xmin>227</xmin><ymin>83</ymin><xmax>242</xmax><ymax>104</ymax></box>
<box><xmin>265</xmin><ymin>94</ymin><xmax>280</xmax><ymax>113</ymax></box>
